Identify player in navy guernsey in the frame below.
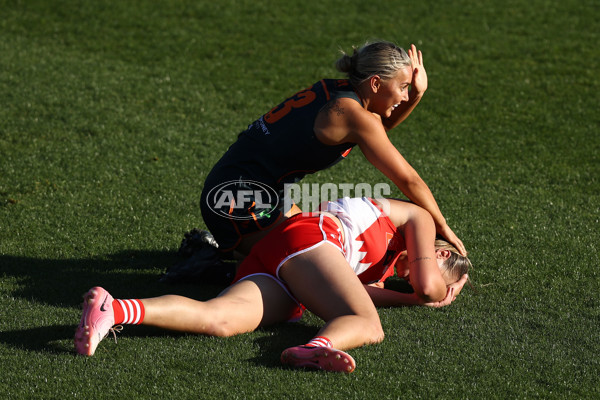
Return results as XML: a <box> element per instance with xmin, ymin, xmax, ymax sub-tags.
<box><xmin>199</xmin><ymin>41</ymin><xmax>467</xmax><ymax>259</ymax></box>
<box><xmin>201</xmin><ymin>79</ymin><xmax>359</xmax><ymax>252</ymax></box>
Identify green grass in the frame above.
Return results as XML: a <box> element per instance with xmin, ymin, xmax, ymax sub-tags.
<box><xmin>1</xmin><ymin>0</ymin><xmax>598</xmax><ymax>398</ymax></box>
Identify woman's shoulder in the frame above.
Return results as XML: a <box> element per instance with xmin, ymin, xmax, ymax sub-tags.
<box><xmin>314</xmin><ymin>95</ymin><xmax>382</xmax><ymax>145</ymax></box>
<box><xmin>323</xmin><ymin>79</ymin><xmax>361</xmax><ymax>104</ymax></box>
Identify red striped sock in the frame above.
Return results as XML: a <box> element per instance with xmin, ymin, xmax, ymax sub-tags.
<box><xmin>112</xmin><ymin>299</ymin><xmax>145</xmax><ymax>325</ymax></box>
<box><xmin>305</xmin><ymin>336</ymin><xmax>333</xmax><ymax>348</ymax></box>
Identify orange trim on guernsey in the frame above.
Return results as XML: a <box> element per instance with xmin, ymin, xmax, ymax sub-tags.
<box><xmin>249</xmin><ymin>201</ymin><xmax>257</xmax><ymax>221</ymax></box>
<box><xmin>320</xmin><ymin>79</ymin><xmax>331</xmax><ymax>101</ymax></box>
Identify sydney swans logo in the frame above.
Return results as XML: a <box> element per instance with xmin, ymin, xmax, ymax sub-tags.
<box><xmin>206</xmin><ymin>180</ymin><xmax>279</xmax><ymax>220</ymax></box>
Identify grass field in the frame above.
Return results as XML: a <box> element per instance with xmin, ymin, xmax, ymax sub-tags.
<box><xmin>1</xmin><ymin>0</ymin><xmax>598</xmax><ymax>398</ymax></box>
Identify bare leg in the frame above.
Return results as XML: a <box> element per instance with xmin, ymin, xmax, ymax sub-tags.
<box><xmin>140</xmin><ymin>275</ymin><xmax>297</xmax><ymax>337</ymax></box>
<box><xmin>278</xmin><ymin>243</ymin><xmax>384</xmax><ymax>350</ymax></box>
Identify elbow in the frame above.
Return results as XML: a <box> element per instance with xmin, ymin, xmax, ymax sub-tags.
<box><xmin>415</xmin><ymin>281</ymin><xmax>447</xmax><ymax>303</ymax></box>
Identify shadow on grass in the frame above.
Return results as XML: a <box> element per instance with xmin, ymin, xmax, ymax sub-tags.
<box><xmin>0</xmin><ymin>251</ymin><xmax>314</xmax><ymax>365</ymax></box>
<box><xmin>0</xmin><ymin>321</ymin><xmax>324</xmax><ymax>368</ymax></box>
<box><xmin>0</xmin><ymin>323</ymin><xmax>197</xmax><ymax>355</ymax></box>
<box><xmin>0</xmin><ymin>250</ymin><xmax>226</xmax><ymax>306</ymax></box>
<box><xmin>0</xmin><ymin>324</ymin><xmax>76</xmax><ymax>355</ymax></box>
<box><xmin>248</xmin><ymin>323</ymin><xmax>323</xmax><ymax>370</ymax></box>
<box><xmin>0</xmin><ymin>250</ymin><xmax>229</xmax><ymax>354</ymax></box>
<box><xmin>1</xmin><ymin>252</ymin><xmax>412</xmax><ymax>367</ymax></box>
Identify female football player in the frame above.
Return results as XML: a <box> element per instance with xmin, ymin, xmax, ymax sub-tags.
<box><xmin>76</xmin><ymin>198</ymin><xmax>471</xmax><ymax>373</ymax></box>
<box><xmin>199</xmin><ymin>41</ymin><xmax>466</xmax><ymax>258</ymax></box>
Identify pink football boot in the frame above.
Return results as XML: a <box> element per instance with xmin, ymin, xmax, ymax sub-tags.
<box><xmin>74</xmin><ymin>286</ymin><xmax>116</xmax><ymax>356</ymax></box>
<box><xmin>281</xmin><ymin>345</ymin><xmax>356</xmax><ymax>373</ymax></box>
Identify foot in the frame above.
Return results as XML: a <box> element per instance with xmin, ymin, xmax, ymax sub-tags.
<box><xmin>74</xmin><ymin>286</ymin><xmax>115</xmax><ymax>356</ymax></box>
<box><xmin>280</xmin><ymin>346</ymin><xmax>356</xmax><ymax>373</ymax></box>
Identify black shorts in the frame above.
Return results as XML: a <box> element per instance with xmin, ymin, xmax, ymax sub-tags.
<box><xmin>200</xmin><ymin>179</ymin><xmax>286</xmax><ymax>252</ymax></box>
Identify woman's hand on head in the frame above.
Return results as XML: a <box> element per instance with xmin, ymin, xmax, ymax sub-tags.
<box><xmin>448</xmin><ymin>273</ymin><xmax>469</xmax><ymax>298</ymax></box>
<box><xmin>408</xmin><ymin>44</ymin><xmax>428</xmax><ymax>96</ymax></box>
<box><xmin>437</xmin><ymin>223</ymin><xmax>467</xmax><ymax>256</ymax></box>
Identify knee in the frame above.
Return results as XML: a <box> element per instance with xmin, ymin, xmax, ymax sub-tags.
<box><xmin>202</xmin><ymin>319</ymin><xmax>240</xmax><ymax>338</ymax></box>
<box><xmin>362</xmin><ymin>318</ymin><xmax>385</xmax><ymax>345</ymax></box>
<box><xmin>370</xmin><ymin>323</ymin><xmax>385</xmax><ymax>345</ymax></box>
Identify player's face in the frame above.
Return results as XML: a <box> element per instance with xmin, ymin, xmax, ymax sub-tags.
<box><xmin>373</xmin><ymin>67</ymin><xmax>412</xmax><ymax>118</ymax></box>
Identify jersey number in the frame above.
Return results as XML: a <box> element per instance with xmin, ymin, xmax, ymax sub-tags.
<box><xmin>264</xmin><ymin>87</ymin><xmax>317</xmax><ymax>124</ymax></box>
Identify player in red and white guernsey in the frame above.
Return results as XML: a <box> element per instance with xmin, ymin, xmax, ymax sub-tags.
<box><xmin>75</xmin><ymin>198</ymin><xmax>471</xmax><ymax>374</ymax></box>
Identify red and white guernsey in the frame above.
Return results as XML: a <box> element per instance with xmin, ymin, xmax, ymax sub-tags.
<box><xmin>234</xmin><ymin>197</ymin><xmax>406</xmax><ymax>287</ymax></box>
<box><xmin>232</xmin><ymin>197</ymin><xmax>406</xmax><ymax>321</ymax></box>
<box><xmin>322</xmin><ymin>197</ymin><xmax>406</xmax><ymax>284</ymax></box>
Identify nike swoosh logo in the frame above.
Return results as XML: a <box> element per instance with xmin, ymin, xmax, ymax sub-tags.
<box><xmin>99</xmin><ymin>295</ymin><xmax>109</xmax><ymax>312</ymax></box>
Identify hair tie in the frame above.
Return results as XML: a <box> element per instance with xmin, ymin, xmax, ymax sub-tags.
<box><xmin>350</xmin><ymin>49</ymin><xmax>361</xmax><ymax>75</ymax></box>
